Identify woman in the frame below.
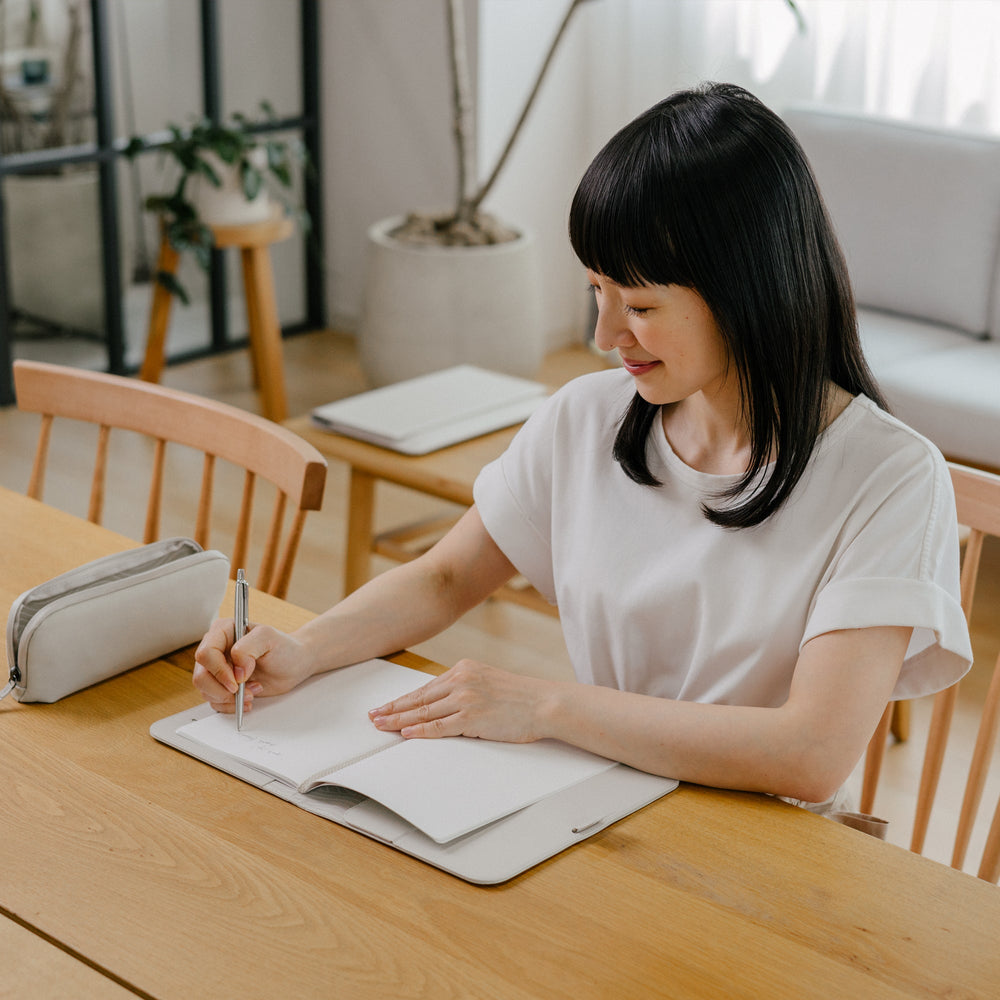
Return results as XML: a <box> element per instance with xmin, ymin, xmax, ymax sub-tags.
<box><xmin>194</xmin><ymin>83</ymin><xmax>971</xmax><ymax>813</ymax></box>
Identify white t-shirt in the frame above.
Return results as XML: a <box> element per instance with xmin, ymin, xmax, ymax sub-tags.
<box><xmin>473</xmin><ymin>369</ymin><xmax>971</xmax><ymax>709</ymax></box>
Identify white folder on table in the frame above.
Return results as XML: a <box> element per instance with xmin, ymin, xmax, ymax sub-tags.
<box><xmin>310</xmin><ymin>365</ymin><xmax>548</xmax><ymax>455</ymax></box>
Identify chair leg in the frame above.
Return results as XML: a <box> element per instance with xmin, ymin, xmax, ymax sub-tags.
<box><xmin>911</xmin><ymin>684</ymin><xmax>959</xmax><ymax>854</ymax></box>
<box><xmin>952</xmin><ymin>654</ymin><xmax>1000</xmax><ymax>870</ymax></box>
<box><xmin>978</xmin><ymin>793</ymin><xmax>1000</xmax><ymax>884</ymax></box>
<box><xmin>890</xmin><ymin>699</ymin><xmax>910</xmax><ymax>742</ymax></box>
<box><xmin>861</xmin><ymin>703</ymin><xmax>893</xmax><ymax>815</ymax></box>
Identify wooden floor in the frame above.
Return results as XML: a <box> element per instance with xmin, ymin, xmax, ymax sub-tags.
<box><xmin>3</xmin><ymin>328</ymin><xmax>998</xmax><ymax>877</ymax></box>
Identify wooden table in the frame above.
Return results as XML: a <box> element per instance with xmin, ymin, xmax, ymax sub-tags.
<box><xmin>3</xmin><ymin>486</ymin><xmax>1000</xmax><ymax>1000</ymax></box>
<box><xmin>286</xmin><ymin>414</ymin><xmax>555</xmax><ymax>612</ymax></box>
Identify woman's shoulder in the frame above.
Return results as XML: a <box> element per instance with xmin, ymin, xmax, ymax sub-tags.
<box><xmin>816</xmin><ymin>395</ymin><xmax>953</xmax><ymax>510</ymax></box>
<box><xmin>500</xmin><ymin>367</ymin><xmax>634</xmax><ymax>466</ymax></box>
<box><xmin>551</xmin><ymin>365</ymin><xmax>633</xmax><ymax>402</ymax></box>
<box><xmin>551</xmin><ymin>368</ymin><xmax>635</xmax><ymax>420</ymax></box>
<box><xmin>827</xmin><ymin>395</ymin><xmax>948</xmax><ymax>469</ymax></box>
<box><xmin>532</xmin><ymin>366</ymin><xmax>633</xmax><ymax>427</ymax></box>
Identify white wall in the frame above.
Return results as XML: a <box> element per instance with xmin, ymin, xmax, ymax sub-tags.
<box><xmin>478</xmin><ymin>0</ymin><xmax>596</xmax><ymax>349</ymax></box>
<box><xmin>321</xmin><ymin>0</ymin><xmax>600</xmax><ymax>351</ymax></box>
<box><xmin>320</xmin><ymin>0</ymin><xmax>457</xmax><ymax>333</ymax></box>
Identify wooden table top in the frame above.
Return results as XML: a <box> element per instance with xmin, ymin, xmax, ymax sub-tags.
<box><xmin>3</xmin><ymin>486</ymin><xmax>1000</xmax><ymax>1000</ymax></box>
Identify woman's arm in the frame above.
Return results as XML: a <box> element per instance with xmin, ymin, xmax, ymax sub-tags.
<box><xmin>371</xmin><ymin>622</ymin><xmax>912</xmax><ymax>804</ymax></box>
<box><xmin>192</xmin><ymin>506</ymin><xmax>519</xmax><ymax>710</ymax></box>
<box><xmin>296</xmin><ymin>505</ymin><xmax>520</xmax><ymax>668</ymax></box>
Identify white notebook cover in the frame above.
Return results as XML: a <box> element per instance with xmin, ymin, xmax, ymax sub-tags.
<box><xmin>310</xmin><ymin>365</ymin><xmax>548</xmax><ymax>454</ymax></box>
<box><xmin>150</xmin><ymin>662</ymin><xmax>678</xmax><ymax>885</ymax></box>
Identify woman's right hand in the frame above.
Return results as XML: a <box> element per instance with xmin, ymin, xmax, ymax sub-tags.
<box><xmin>192</xmin><ymin>618</ymin><xmax>315</xmax><ymax>715</ymax></box>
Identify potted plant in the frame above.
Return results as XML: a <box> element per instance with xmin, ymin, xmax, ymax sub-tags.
<box><xmin>360</xmin><ymin>0</ymin><xmax>806</xmax><ymax>386</ymax></box>
<box><xmin>125</xmin><ymin>102</ymin><xmax>309</xmax><ymax>304</ymax></box>
<box><xmin>359</xmin><ymin>0</ymin><xmax>593</xmax><ymax>386</ymax></box>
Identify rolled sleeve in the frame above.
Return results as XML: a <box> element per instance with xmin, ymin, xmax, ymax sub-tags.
<box><xmin>803</xmin><ymin>576</ymin><xmax>972</xmax><ymax>698</ymax></box>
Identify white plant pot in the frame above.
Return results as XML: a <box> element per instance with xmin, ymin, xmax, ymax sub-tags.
<box><xmin>359</xmin><ymin>216</ymin><xmax>545</xmax><ymax>386</ymax></box>
<box><xmin>188</xmin><ymin>149</ymin><xmax>272</xmax><ymax>226</ymax></box>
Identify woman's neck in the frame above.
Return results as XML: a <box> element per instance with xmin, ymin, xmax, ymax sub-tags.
<box><xmin>660</xmin><ymin>391</ymin><xmax>753</xmax><ymax>476</ymax></box>
<box><xmin>660</xmin><ymin>382</ymin><xmax>854</xmax><ymax>476</ymax></box>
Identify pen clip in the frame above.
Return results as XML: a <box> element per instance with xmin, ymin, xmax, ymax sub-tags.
<box><xmin>234</xmin><ymin>568</ymin><xmax>249</xmax><ymax>642</ymax></box>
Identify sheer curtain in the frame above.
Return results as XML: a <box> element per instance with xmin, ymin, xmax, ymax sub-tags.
<box><xmin>581</xmin><ymin>0</ymin><xmax>1000</xmax><ymax>132</ymax></box>
<box><xmin>478</xmin><ymin>0</ymin><xmax>1000</xmax><ymax>346</ymax></box>
<box><xmin>697</xmin><ymin>0</ymin><xmax>1000</xmax><ymax>129</ymax></box>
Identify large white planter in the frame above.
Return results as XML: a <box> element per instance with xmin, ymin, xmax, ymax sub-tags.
<box><xmin>359</xmin><ymin>216</ymin><xmax>544</xmax><ymax>386</ymax></box>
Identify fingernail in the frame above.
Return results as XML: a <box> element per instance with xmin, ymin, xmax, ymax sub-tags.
<box><xmin>371</xmin><ymin>715</ymin><xmax>386</xmax><ymax>728</ymax></box>
<box><xmin>234</xmin><ymin>665</ymin><xmax>245</xmax><ymax>684</ymax></box>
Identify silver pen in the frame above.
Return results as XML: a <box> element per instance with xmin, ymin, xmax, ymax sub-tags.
<box><xmin>234</xmin><ymin>568</ymin><xmax>249</xmax><ymax>731</ymax></box>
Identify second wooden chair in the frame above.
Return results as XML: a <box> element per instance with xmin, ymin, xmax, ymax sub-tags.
<box><xmin>13</xmin><ymin>359</ymin><xmax>327</xmax><ymax>599</ymax></box>
<box><xmin>860</xmin><ymin>462</ymin><xmax>1000</xmax><ymax>883</ymax></box>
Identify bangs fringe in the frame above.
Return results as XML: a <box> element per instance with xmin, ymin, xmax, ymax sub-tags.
<box><xmin>569</xmin><ymin>141</ymin><xmax>688</xmax><ymax>289</ymax></box>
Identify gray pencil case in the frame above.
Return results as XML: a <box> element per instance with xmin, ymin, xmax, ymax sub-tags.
<box><xmin>3</xmin><ymin>537</ymin><xmax>229</xmax><ymax>704</ymax></box>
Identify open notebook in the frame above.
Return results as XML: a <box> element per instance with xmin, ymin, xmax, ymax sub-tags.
<box><xmin>151</xmin><ymin>659</ymin><xmax>677</xmax><ymax>884</ymax></box>
<box><xmin>310</xmin><ymin>365</ymin><xmax>548</xmax><ymax>454</ymax></box>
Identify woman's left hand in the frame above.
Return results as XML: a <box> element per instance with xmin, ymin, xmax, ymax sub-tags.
<box><xmin>368</xmin><ymin>660</ymin><xmax>553</xmax><ymax>743</ymax></box>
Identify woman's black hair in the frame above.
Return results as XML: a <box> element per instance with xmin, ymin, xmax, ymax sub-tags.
<box><xmin>569</xmin><ymin>82</ymin><xmax>887</xmax><ymax>529</ymax></box>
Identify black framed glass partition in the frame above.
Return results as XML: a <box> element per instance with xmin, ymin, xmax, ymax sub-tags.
<box><xmin>0</xmin><ymin>0</ymin><xmax>323</xmax><ymax>405</ymax></box>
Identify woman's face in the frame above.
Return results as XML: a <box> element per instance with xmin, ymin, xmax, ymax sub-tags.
<box><xmin>588</xmin><ymin>271</ymin><xmax>733</xmax><ymax>406</ymax></box>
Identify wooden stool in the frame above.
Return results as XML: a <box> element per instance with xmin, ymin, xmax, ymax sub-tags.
<box><xmin>140</xmin><ymin>214</ymin><xmax>295</xmax><ymax>423</ymax></box>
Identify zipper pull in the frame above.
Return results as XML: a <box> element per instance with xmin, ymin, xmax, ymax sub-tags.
<box><xmin>1</xmin><ymin>666</ymin><xmax>19</xmax><ymax>701</ymax></box>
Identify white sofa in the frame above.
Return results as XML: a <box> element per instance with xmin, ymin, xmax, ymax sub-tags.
<box><xmin>784</xmin><ymin>106</ymin><xmax>1000</xmax><ymax>472</ymax></box>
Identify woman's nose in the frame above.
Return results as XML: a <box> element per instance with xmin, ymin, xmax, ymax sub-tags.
<box><xmin>593</xmin><ymin>303</ymin><xmax>634</xmax><ymax>353</ymax></box>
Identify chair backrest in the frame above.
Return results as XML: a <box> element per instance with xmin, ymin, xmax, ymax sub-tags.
<box><xmin>13</xmin><ymin>360</ymin><xmax>327</xmax><ymax>600</ymax></box>
<box><xmin>861</xmin><ymin>462</ymin><xmax>1000</xmax><ymax>883</ymax></box>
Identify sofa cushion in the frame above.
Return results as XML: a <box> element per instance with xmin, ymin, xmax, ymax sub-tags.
<box><xmin>868</xmin><ymin>348</ymin><xmax>1000</xmax><ymax>469</ymax></box>
<box><xmin>785</xmin><ymin>106</ymin><xmax>1000</xmax><ymax>339</ymax></box>
<box><xmin>857</xmin><ymin>308</ymin><xmax>977</xmax><ymax>372</ymax></box>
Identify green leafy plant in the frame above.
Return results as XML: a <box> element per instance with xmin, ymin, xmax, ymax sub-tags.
<box><xmin>125</xmin><ymin>102</ymin><xmax>308</xmax><ymax>303</ymax></box>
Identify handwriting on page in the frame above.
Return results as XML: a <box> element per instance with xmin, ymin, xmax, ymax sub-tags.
<box><xmin>234</xmin><ymin>732</ymin><xmax>283</xmax><ymax>758</ymax></box>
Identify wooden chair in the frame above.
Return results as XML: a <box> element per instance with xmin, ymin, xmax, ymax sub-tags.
<box><xmin>13</xmin><ymin>360</ymin><xmax>327</xmax><ymax>600</ymax></box>
<box><xmin>860</xmin><ymin>462</ymin><xmax>1000</xmax><ymax>883</ymax></box>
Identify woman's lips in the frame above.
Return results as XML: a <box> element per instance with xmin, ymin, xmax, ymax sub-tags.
<box><xmin>621</xmin><ymin>358</ymin><xmax>660</xmax><ymax>376</ymax></box>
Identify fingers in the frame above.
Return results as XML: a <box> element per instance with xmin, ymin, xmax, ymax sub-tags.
<box><xmin>194</xmin><ymin>618</ymin><xmax>238</xmax><ymax>697</ymax></box>
<box><xmin>370</xmin><ymin>689</ymin><xmax>459</xmax><ymax>738</ymax></box>
<box><xmin>206</xmin><ymin>682</ymin><xmax>263</xmax><ymax>716</ymax></box>
<box><xmin>369</xmin><ymin>675</ymin><xmax>443</xmax><ymax>721</ymax></box>
<box><xmin>192</xmin><ymin>617</ymin><xmax>276</xmax><ymax>708</ymax></box>
<box><xmin>369</xmin><ymin>664</ymin><xmax>482</xmax><ymax>738</ymax></box>
<box><xmin>370</xmin><ymin>660</ymin><xmax>547</xmax><ymax>743</ymax></box>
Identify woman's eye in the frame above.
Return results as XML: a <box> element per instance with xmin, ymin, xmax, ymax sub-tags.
<box><xmin>624</xmin><ymin>304</ymin><xmax>650</xmax><ymax>317</ymax></box>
